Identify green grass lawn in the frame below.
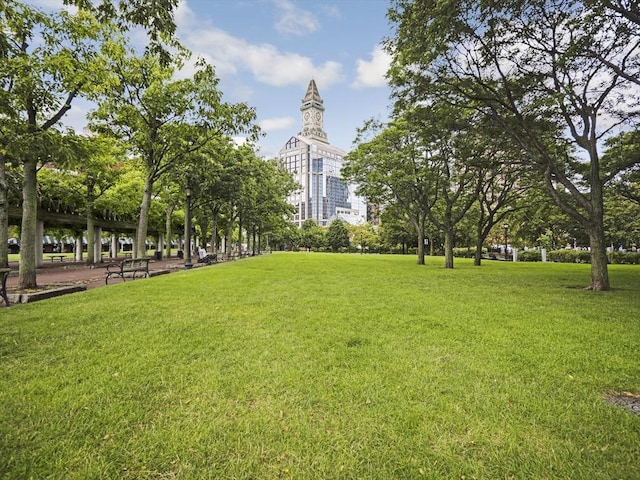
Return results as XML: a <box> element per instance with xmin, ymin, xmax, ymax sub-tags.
<box><xmin>1</xmin><ymin>253</ymin><xmax>639</xmax><ymax>479</ymax></box>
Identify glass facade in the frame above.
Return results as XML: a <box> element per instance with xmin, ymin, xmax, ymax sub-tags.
<box><xmin>279</xmin><ymin>135</ymin><xmax>366</xmax><ymax>227</ymax></box>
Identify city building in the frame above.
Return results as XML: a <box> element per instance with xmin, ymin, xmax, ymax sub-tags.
<box><xmin>278</xmin><ymin>80</ymin><xmax>367</xmax><ymax>227</ymax></box>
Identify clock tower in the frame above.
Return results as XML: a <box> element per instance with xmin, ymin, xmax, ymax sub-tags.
<box><xmin>299</xmin><ymin>79</ymin><xmax>328</xmax><ymax>143</ymax></box>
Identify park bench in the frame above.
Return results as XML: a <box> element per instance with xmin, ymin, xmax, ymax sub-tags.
<box><xmin>47</xmin><ymin>254</ymin><xmax>66</xmax><ymax>262</ymax></box>
<box><xmin>105</xmin><ymin>258</ymin><xmax>150</xmax><ymax>285</ymax></box>
<box><xmin>197</xmin><ymin>253</ymin><xmax>218</xmax><ymax>265</ymax></box>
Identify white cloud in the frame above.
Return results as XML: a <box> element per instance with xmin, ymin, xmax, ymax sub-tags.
<box><xmin>352</xmin><ymin>44</ymin><xmax>391</xmax><ymax>88</ymax></box>
<box><xmin>260</xmin><ymin>116</ymin><xmax>295</xmax><ymax>132</ymax></box>
<box><xmin>272</xmin><ymin>0</ymin><xmax>320</xmax><ymax>37</ymax></box>
<box><xmin>175</xmin><ymin>3</ymin><xmax>343</xmax><ymax>88</ymax></box>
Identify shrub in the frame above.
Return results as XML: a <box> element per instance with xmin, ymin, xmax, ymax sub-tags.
<box><xmin>575</xmin><ymin>250</ymin><xmax>591</xmax><ymax>263</ymax></box>
<box><xmin>548</xmin><ymin>249</ymin><xmax>580</xmax><ymax>263</ymax></box>
<box><xmin>453</xmin><ymin>247</ymin><xmax>476</xmax><ymax>258</ymax></box>
<box><xmin>518</xmin><ymin>250</ymin><xmax>542</xmax><ymax>262</ymax></box>
<box><xmin>609</xmin><ymin>251</ymin><xmax>640</xmax><ymax>264</ymax></box>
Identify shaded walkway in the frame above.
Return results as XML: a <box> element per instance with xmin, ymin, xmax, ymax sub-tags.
<box><xmin>5</xmin><ymin>256</ymin><xmax>193</xmax><ymax>292</ymax></box>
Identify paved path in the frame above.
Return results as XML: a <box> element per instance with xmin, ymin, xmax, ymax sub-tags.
<box><xmin>6</xmin><ymin>256</ymin><xmax>192</xmax><ymax>291</ymax></box>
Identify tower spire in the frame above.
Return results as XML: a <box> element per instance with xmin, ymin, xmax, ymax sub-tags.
<box><xmin>301</xmin><ymin>79</ymin><xmax>323</xmax><ymax>107</ymax></box>
<box><xmin>299</xmin><ymin>79</ymin><xmax>328</xmax><ymax>142</ymax></box>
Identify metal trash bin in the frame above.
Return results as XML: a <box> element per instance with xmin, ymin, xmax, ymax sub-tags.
<box><xmin>177</xmin><ymin>250</ymin><xmax>183</xmax><ymax>259</ymax></box>
<box><xmin>155</xmin><ymin>251</ymin><xmax>162</xmax><ymax>260</ymax></box>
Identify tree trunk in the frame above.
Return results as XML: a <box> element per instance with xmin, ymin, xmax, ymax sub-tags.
<box><xmin>165</xmin><ymin>203</ymin><xmax>174</xmax><ymax>259</ymax></box>
<box><xmin>19</xmin><ymin>159</ymin><xmax>38</xmax><ymax>289</ymax></box>
<box><xmin>237</xmin><ymin>214</ymin><xmax>243</xmax><ymax>256</ymax></box>
<box><xmin>587</xmin><ymin>160</ymin><xmax>610</xmax><ymax>290</ymax></box>
<box><xmin>198</xmin><ymin>216</ymin><xmax>209</xmax><ymax>251</ymax></box>
<box><xmin>414</xmin><ymin>215</ymin><xmax>426</xmax><ymax>265</ymax></box>
<box><xmin>252</xmin><ymin>225</ymin><xmax>257</xmax><ymax>255</ymax></box>
<box><xmin>86</xmin><ymin>214</ymin><xmax>95</xmax><ymax>265</ymax></box>
<box><xmin>211</xmin><ymin>211</ymin><xmax>218</xmax><ymax>255</ymax></box>
<box><xmin>444</xmin><ymin>228</ymin><xmax>454</xmax><ymax>269</ymax></box>
<box><xmin>416</xmin><ymin>230</ymin><xmax>425</xmax><ymax>265</ymax></box>
<box><xmin>0</xmin><ymin>153</ymin><xmax>8</xmax><ymax>269</ymax></box>
<box><xmin>85</xmin><ymin>188</ymin><xmax>96</xmax><ymax>266</ymax></box>
<box><xmin>587</xmin><ymin>225</ymin><xmax>610</xmax><ymax>291</ymax></box>
<box><xmin>226</xmin><ymin>222</ymin><xmax>233</xmax><ymax>258</ymax></box>
<box><xmin>136</xmin><ymin>176</ymin><xmax>154</xmax><ymax>258</ymax></box>
<box><xmin>474</xmin><ymin>234</ymin><xmax>483</xmax><ymax>266</ymax></box>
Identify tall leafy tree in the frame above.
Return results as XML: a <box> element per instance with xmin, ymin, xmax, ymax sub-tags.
<box><xmin>195</xmin><ymin>138</ymin><xmax>236</xmax><ymax>256</ymax></box>
<box><xmin>63</xmin><ymin>0</ymin><xmax>181</xmax><ymax>65</ymax></box>
<box><xmin>299</xmin><ymin>219</ymin><xmax>325</xmax><ymax>251</ymax></box>
<box><xmin>244</xmin><ymin>159</ymin><xmax>296</xmax><ymax>254</ymax></box>
<box><xmin>326</xmin><ymin>219</ymin><xmax>350</xmax><ymax>252</ymax></box>
<box><xmin>73</xmin><ymin>135</ymin><xmax>124</xmax><ymax>265</ymax></box>
<box><xmin>345</xmin><ymin>103</ymin><xmax>486</xmax><ymax>269</ymax></box>
<box><xmin>468</xmin><ymin>121</ymin><xmax>532</xmax><ymax>265</ymax></box>
<box><xmin>344</xmin><ymin>118</ymin><xmax>433</xmax><ymax>265</ymax></box>
<box><xmin>89</xmin><ymin>47</ymin><xmax>260</xmax><ymax>257</ymax></box>
<box><xmin>377</xmin><ymin>205</ymin><xmax>418</xmax><ymax>254</ymax></box>
<box><xmin>406</xmin><ymin>104</ymin><xmax>484</xmax><ymax>269</ymax></box>
<box><xmin>388</xmin><ymin>0</ymin><xmax>640</xmax><ymax>289</ymax></box>
<box><xmin>0</xmin><ymin>1</ymin><xmax>111</xmax><ymax>288</ymax></box>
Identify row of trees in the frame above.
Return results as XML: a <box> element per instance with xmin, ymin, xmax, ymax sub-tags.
<box><xmin>0</xmin><ymin>1</ymin><xmax>295</xmax><ymax>289</ymax></box>
<box><xmin>342</xmin><ymin>0</ymin><xmax>640</xmax><ymax>290</ymax></box>
<box><xmin>278</xmin><ymin>191</ymin><xmax>640</xmax><ymax>256</ymax></box>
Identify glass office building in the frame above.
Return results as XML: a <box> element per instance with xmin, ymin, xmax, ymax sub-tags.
<box><xmin>279</xmin><ymin>80</ymin><xmax>367</xmax><ymax>227</ymax></box>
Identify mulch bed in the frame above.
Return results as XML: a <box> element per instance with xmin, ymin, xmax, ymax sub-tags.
<box><xmin>606</xmin><ymin>392</ymin><xmax>640</xmax><ymax>416</ymax></box>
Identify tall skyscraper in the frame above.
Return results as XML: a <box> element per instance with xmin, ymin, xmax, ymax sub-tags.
<box><xmin>279</xmin><ymin>80</ymin><xmax>367</xmax><ymax>227</ymax></box>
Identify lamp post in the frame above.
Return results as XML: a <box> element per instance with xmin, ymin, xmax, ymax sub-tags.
<box><xmin>503</xmin><ymin>222</ymin><xmax>509</xmax><ymax>261</ymax></box>
<box><xmin>360</xmin><ymin>232</ymin><xmax>363</xmax><ymax>255</ymax></box>
<box><xmin>184</xmin><ymin>184</ymin><xmax>193</xmax><ymax>269</ymax></box>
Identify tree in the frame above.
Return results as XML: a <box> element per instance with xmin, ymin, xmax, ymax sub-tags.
<box><xmin>377</xmin><ymin>206</ymin><xmax>418</xmax><ymax>254</ymax></box>
<box><xmin>326</xmin><ymin>219</ymin><xmax>350</xmax><ymax>252</ymax></box>
<box><xmin>344</xmin><ymin>118</ymin><xmax>433</xmax><ymax>265</ymax></box>
<box><xmin>299</xmin><ymin>219</ymin><xmax>325</xmax><ymax>251</ymax></box>
<box><xmin>244</xmin><ymin>159</ymin><xmax>296</xmax><ymax>254</ymax></box>
<box><xmin>1</xmin><ymin>1</ymin><xmax>111</xmax><ymax>288</ymax></box>
<box><xmin>345</xmin><ymin>104</ymin><xmax>486</xmax><ymax>269</ymax></box>
<box><xmin>468</xmin><ymin>121</ymin><xmax>531</xmax><ymax>265</ymax></box>
<box><xmin>62</xmin><ymin>134</ymin><xmax>125</xmax><ymax>264</ymax></box>
<box><xmin>404</xmin><ymin>104</ymin><xmax>484</xmax><ymax>269</ymax></box>
<box><xmin>602</xmin><ymin>130</ymin><xmax>640</xmax><ymax>206</ymax></box>
<box><xmin>63</xmin><ymin>0</ymin><xmax>181</xmax><ymax>65</ymax></box>
<box><xmin>89</xmin><ymin>48</ymin><xmax>260</xmax><ymax>257</ymax></box>
<box><xmin>388</xmin><ymin>0</ymin><xmax>640</xmax><ymax>289</ymax></box>
<box><xmin>585</xmin><ymin>1</ymin><xmax>640</xmax><ymax>86</ymax></box>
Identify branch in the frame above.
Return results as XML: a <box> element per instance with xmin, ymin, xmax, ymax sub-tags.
<box><xmin>41</xmin><ymin>89</ymin><xmax>80</xmax><ymax>131</ymax></box>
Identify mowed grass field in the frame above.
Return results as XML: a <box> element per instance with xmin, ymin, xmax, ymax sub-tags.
<box><xmin>1</xmin><ymin>253</ymin><xmax>639</xmax><ymax>479</ymax></box>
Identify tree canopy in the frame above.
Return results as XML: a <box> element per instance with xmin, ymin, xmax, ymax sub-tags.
<box><xmin>386</xmin><ymin>0</ymin><xmax>640</xmax><ymax>288</ymax></box>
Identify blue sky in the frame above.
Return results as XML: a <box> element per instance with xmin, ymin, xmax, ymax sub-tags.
<box><xmin>33</xmin><ymin>0</ymin><xmax>395</xmax><ymax>159</ymax></box>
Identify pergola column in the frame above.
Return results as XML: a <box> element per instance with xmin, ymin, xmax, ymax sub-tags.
<box><xmin>110</xmin><ymin>233</ymin><xmax>118</xmax><ymax>258</ymax></box>
<box><xmin>156</xmin><ymin>234</ymin><xmax>164</xmax><ymax>260</ymax></box>
<box><xmin>93</xmin><ymin>226</ymin><xmax>102</xmax><ymax>263</ymax></box>
<box><xmin>74</xmin><ymin>234</ymin><xmax>83</xmax><ymax>262</ymax></box>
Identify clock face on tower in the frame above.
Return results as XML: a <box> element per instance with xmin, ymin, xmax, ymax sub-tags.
<box><xmin>303</xmin><ymin>111</ymin><xmax>310</xmax><ymax>124</ymax></box>
<box><xmin>315</xmin><ymin>112</ymin><xmax>321</xmax><ymax>121</ymax></box>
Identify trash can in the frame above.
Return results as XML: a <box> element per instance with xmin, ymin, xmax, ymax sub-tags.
<box><xmin>155</xmin><ymin>251</ymin><xmax>162</xmax><ymax>260</ymax></box>
<box><xmin>177</xmin><ymin>250</ymin><xmax>184</xmax><ymax>259</ymax></box>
